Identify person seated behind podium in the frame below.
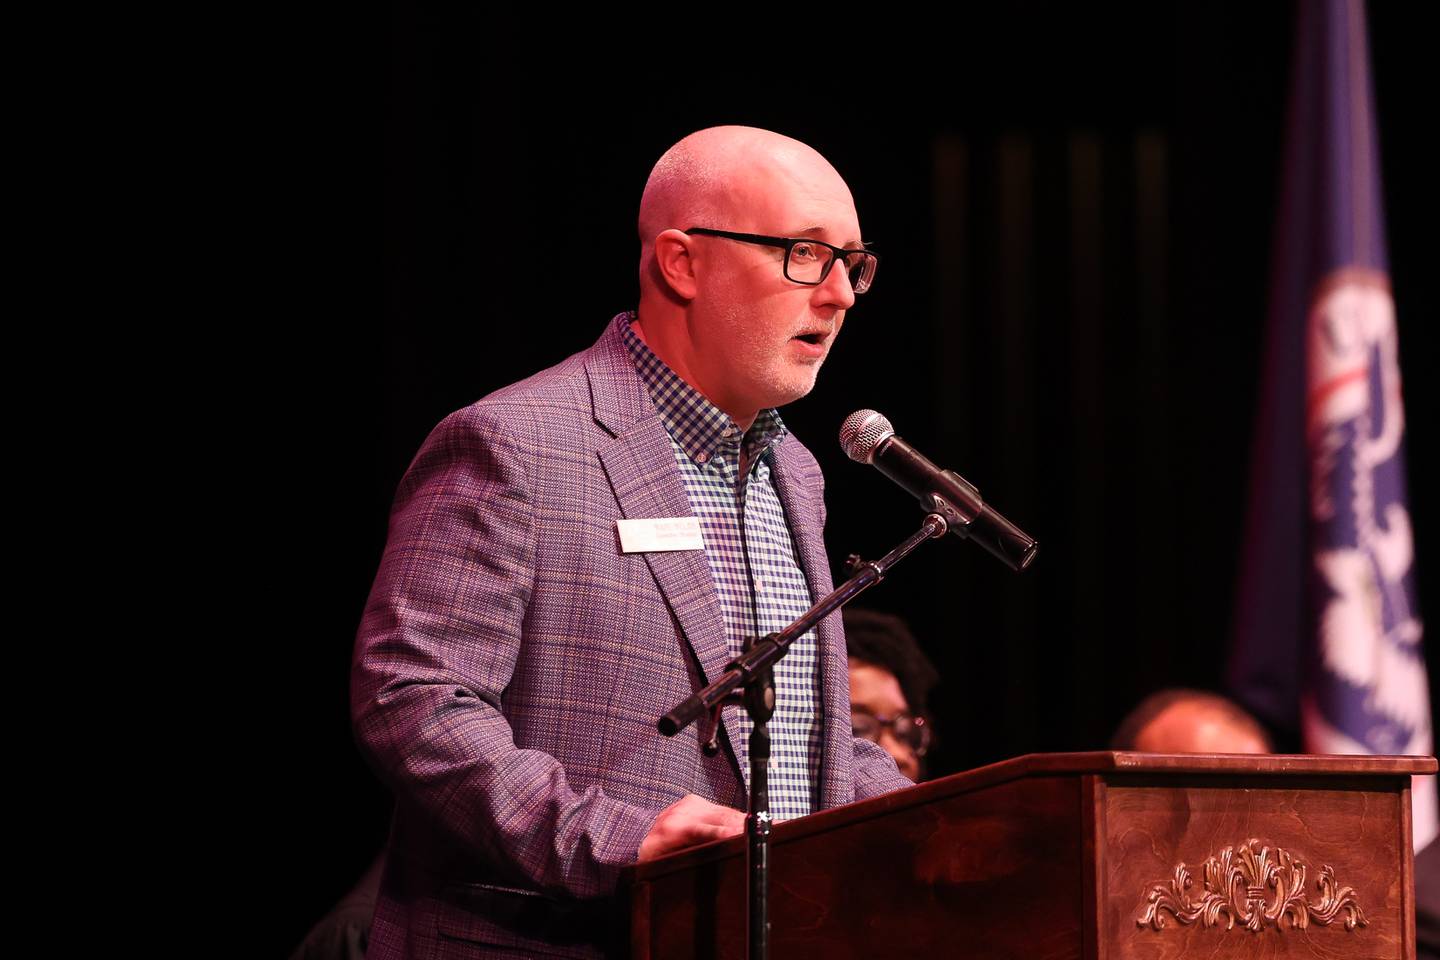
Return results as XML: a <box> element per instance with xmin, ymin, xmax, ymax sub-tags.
<box><xmin>1110</xmin><ymin>688</ymin><xmax>1273</xmax><ymax>754</ymax></box>
<box><xmin>843</xmin><ymin>608</ymin><xmax>940</xmax><ymax>782</ymax></box>
<box><xmin>1110</xmin><ymin>688</ymin><xmax>1440</xmax><ymax>959</ymax></box>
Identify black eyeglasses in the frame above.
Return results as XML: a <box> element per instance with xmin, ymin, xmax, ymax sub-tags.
<box><xmin>685</xmin><ymin>227</ymin><xmax>878</xmax><ymax>294</ymax></box>
<box><xmin>851</xmin><ymin>708</ymin><xmax>930</xmax><ymax>755</ymax></box>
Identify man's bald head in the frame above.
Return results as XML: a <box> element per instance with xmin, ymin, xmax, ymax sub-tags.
<box><xmin>630</xmin><ymin>126</ymin><xmax>861</xmax><ymax>430</ymax></box>
<box><xmin>637</xmin><ymin>126</ymin><xmax>853</xmax><ymax>289</ymax></box>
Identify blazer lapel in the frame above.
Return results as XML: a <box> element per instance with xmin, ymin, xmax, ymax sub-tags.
<box><xmin>586</xmin><ymin>325</ymin><xmax>746</xmax><ymax>779</ymax></box>
<box><xmin>770</xmin><ymin>441</ymin><xmax>854</xmax><ymax>811</ymax></box>
<box><xmin>596</xmin><ymin>427</ymin><xmax>733</xmax><ymax>686</ymax></box>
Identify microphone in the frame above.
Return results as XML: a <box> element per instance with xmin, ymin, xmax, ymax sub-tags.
<box><xmin>839</xmin><ymin>409</ymin><xmax>1038</xmax><ymax>572</ymax></box>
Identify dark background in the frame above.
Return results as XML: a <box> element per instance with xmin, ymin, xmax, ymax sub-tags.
<box><xmin>265</xmin><ymin>5</ymin><xmax>1435</xmax><ymax>950</ymax></box>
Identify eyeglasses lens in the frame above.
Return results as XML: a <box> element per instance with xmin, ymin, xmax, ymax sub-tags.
<box><xmin>785</xmin><ymin>243</ymin><xmax>876</xmax><ymax>294</ymax></box>
<box><xmin>852</xmin><ymin>711</ymin><xmax>928</xmax><ymax>753</ymax></box>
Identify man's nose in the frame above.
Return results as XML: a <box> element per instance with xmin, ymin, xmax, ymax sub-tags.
<box><xmin>816</xmin><ymin>258</ymin><xmax>857</xmax><ymax>309</ymax></box>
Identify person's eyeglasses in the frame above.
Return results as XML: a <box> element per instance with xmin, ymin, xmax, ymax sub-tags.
<box><xmin>851</xmin><ymin>708</ymin><xmax>930</xmax><ymax>755</ymax></box>
<box><xmin>685</xmin><ymin>227</ymin><xmax>878</xmax><ymax>294</ymax></box>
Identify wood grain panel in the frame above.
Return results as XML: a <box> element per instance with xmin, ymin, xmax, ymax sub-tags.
<box><xmin>1103</xmin><ymin>775</ymin><xmax>1407</xmax><ymax>959</ymax></box>
<box><xmin>639</xmin><ymin>776</ymin><xmax>1085</xmax><ymax>960</ymax></box>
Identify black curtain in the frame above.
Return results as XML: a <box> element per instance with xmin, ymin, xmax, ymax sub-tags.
<box><xmin>262</xmin><ymin>5</ymin><xmax>1436</xmax><ymax>950</ymax></box>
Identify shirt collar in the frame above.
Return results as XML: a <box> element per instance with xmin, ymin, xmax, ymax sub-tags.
<box><xmin>616</xmin><ymin>311</ymin><xmax>788</xmax><ymax>468</ymax></box>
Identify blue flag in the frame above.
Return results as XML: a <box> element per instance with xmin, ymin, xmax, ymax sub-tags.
<box><xmin>1228</xmin><ymin>0</ymin><xmax>1435</xmax><ymax>849</ymax></box>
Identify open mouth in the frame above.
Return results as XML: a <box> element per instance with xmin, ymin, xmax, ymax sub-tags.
<box><xmin>794</xmin><ymin>332</ymin><xmax>827</xmax><ymax>346</ymax></box>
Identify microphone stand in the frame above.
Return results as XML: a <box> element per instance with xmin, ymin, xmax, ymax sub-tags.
<box><xmin>658</xmin><ymin>511</ymin><xmax>950</xmax><ymax>960</ymax></box>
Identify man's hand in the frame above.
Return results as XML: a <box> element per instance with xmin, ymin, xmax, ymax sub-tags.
<box><xmin>638</xmin><ymin>794</ymin><xmax>745</xmax><ymax>862</ymax></box>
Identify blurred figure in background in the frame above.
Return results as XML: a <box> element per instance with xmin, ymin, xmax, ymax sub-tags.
<box><xmin>1111</xmin><ymin>688</ymin><xmax>1438</xmax><ymax>959</ymax></box>
<box><xmin>843</xmin><ymin>608</ymin><xmax>940</xmax><ymax>782</ymax></box>
<box><xmin>288</xmin><ymin>855</ymin><xmax>382</xmax><ymax>960</ymax></box>
<box><xmin>1110</xmin><ymin>688</ymin><xmax>1273</xmax><ymax>754</ymax></box>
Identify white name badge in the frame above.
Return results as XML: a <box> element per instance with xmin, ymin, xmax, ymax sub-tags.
<box><xmin>616</xmin><ymin>517</ymin><xmax>705</xmax><ymax>553</ymax></box>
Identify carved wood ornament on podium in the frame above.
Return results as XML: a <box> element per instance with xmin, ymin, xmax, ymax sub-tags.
<box><xmin>1136</xmin><ymin>837</ymin><xmax>1368</xmax><ymax>933</ymax></box>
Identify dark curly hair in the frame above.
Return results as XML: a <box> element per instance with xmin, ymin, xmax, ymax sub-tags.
<box><xmin>841</xmin><ymin>607</ymin><xmax>940</xmax><ymax>718</ymax></box>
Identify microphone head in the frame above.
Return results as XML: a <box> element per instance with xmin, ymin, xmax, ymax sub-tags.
<box><xmin>839</xmin><ymin>409</ymin><xmax>895</xmax><ymax>464</ymax></box>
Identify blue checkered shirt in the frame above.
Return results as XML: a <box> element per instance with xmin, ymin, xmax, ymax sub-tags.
<box><xmin>619</xmin><ymin>311</ymin><xmax>822</xmax><ymax>820</ymax></box>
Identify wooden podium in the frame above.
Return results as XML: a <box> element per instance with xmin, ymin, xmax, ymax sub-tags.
<box><xmin>623</xmin><ymin>752</ymin><xmax>1435</xmax><ymax>959</ymax></box>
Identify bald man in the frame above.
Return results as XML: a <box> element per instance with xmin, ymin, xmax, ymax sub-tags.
<box><xmin>352</xmin><ymin>127</ymin><xmax>911</xmax><ymax>959</ymax></box>
<box><xmin>1111</xmin><ymin>689</ymin><xmax>1274</xmax><ymax>755</ymax></box>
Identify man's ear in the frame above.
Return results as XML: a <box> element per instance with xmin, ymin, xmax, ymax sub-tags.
<box><xmin>652</xmin><ymin>229</ymin><xmax>699</xmax><ymax>301</ymax></box>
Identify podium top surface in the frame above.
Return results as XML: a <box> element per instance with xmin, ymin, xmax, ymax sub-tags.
<box><xmin>968</xmin><ymin>749</ymin><xmax>1437</xmax><ymax>777</ymax></box>
<box><xmin>843</xmin><ymin>751</ymin><xmax>1436</xmax><ymax>819</ymax></box>
<box><xmin>628</xmin><ymin>751</ymin><xmax>1435</xmax><ymax>882</ymax></box>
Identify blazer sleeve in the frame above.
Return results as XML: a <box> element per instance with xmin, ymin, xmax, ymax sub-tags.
<box><xmin>351</xmin><ymin>405</ymin><xmax>662</xmax><ymax>900</ymax></box>
<box><xmin>851</xmin><ymin>736</ymin><xmax>914</xmax><ymax>800</ymax></box>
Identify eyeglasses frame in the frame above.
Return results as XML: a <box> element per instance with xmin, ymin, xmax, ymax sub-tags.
<box><xmin>683</xmin><ymin>227</ymin><xmax>878</xmax><ymax>294</ymax></box>
<box><xmin>850</xmin><ymin>707</ymin><xmax>930</xmax><ymax>756</ymax></box>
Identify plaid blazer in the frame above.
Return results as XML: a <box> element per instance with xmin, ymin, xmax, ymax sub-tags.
<box><xmin>352</xmin><ymin>319</ymin><xmax>911</xmax><ymax>959</ymax></box>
